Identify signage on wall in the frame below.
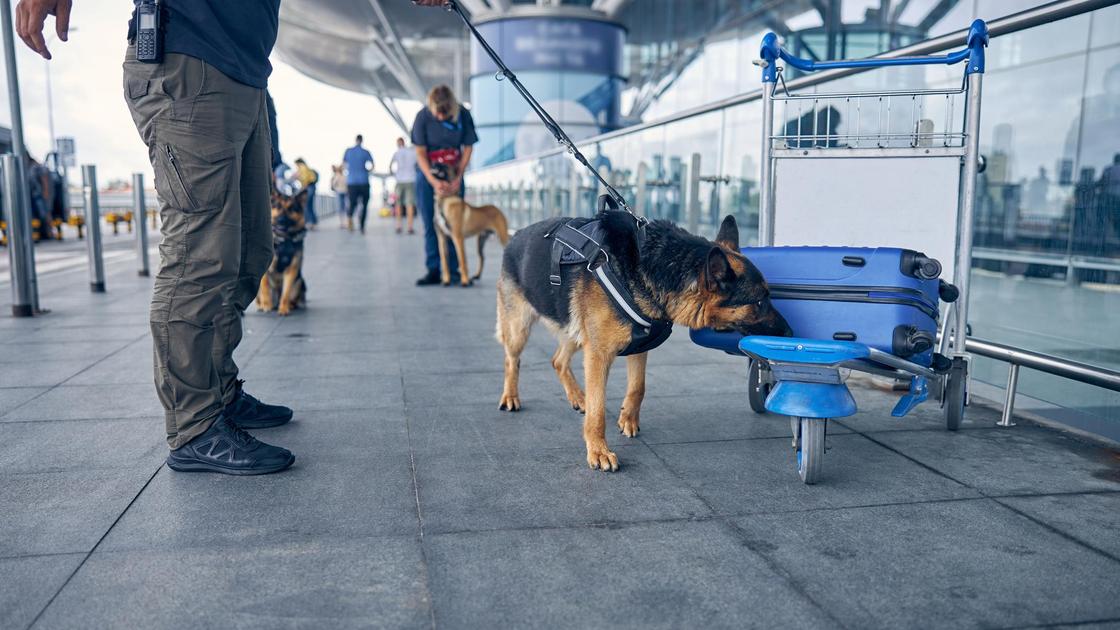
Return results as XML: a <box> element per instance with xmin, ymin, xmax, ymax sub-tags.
<box><xmin>471</xmin><ymin>18</ymin><xmax>624</xmax><ymax>77</ymax></box>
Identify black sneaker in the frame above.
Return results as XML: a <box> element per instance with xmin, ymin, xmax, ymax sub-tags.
<box><xmin>167</xmin><ymin>415</ymin><xmax>295</xmax><ymax>475</ymax></box>
<box><xmin>226</xmin><ymin>380</ymin><xmax>293</xmax><ymax>429</ymax></box>
<box><xmin>416</xmin><ymin>270</ymin><xmax>441</xmax><ymax>286</ymax></box>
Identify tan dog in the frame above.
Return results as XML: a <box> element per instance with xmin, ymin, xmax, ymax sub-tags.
<box><xmin>433</xmin><ymin>165</ymin><xmax>511</xmax><ymax>286</ymax></box>
<box><xmin>256</xmin><ymin>189</ymin><xmax>308</xmax><ymax>316</ymax></box>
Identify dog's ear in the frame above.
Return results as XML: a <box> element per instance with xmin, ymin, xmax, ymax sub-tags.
<box><xmin>715</xmin><ymin>215</ymin><xmax>739</xmax><ymax>251</ymax></box>
<box><xmin>704</xmin><ymin>247</ymin><xmax>736</xmax><ymax>292</ymax></box>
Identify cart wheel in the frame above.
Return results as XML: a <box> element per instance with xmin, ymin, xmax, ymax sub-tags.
<box><xmin>796</xmin><ymin>417</ymin><xmax>826</xmax><ymax>484</ymax></box>
<box><xmin>748</xmin><ymin>360</ymin><xmax>770</xmax><ymax>415</ymax></box>
<box><xmin>943</xmin><ymin>356</ymin><xmax>968</xmax><ymax>431</ymax></box>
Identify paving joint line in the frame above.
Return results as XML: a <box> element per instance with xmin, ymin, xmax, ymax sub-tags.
<box><xmin>25</xmin><ymin>463</ymin><xmax>163</xmax><ymax>630</ymax></box>
<box><xmin>637</xmin><ymin>438</ymin><xmax>852</xmax><ymax>629</ymax></box>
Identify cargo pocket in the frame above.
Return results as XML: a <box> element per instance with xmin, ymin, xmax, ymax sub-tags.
<box><xmin>155</xmin><ymin>137</ymin><xmax>235</xmax><ymax>214</ymax></box>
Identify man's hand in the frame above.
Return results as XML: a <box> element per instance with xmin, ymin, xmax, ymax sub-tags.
<box><xmin>15</xmin><ymin>0</ymin><xmax>71</xmax><ymax>60</ymax></box>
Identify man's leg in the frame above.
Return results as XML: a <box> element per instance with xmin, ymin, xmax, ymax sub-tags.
<box><xmin>123</xmin><ymin>51</ymin><xmax>292</xmax><ymax>474</ymax></box>
<box><xmin>416</xmin><ymin>176</ymin><xmax>439</xmax><ymax>273</ymax></box>
<box><xmin>358</xmin><ymin>185</ymin><xmax>370</xmax><ymax>233</ymax></box>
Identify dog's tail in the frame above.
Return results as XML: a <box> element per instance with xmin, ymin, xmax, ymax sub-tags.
<box><xmin>492</xmin><ymin>209</ymin><xmax>511</xmax><ymax>246</ymax></box>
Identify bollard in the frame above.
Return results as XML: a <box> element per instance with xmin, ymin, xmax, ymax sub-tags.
<box><xmin>132</xmin><ymin>173</ymin><xmax>150</xmax><ymax>277</ymax></box>
<box><xmin>997</xmin><ymin>363</ymin><xmax>1019</xmax><ymax>427</ymax></box>
<box><xmin>2</xmin><ymin>155</ymin><xmax>35</xmax><ymax>316</ymax></box>
<box><xmin>82</xmin><ymin>165</ymin><xmax>106</xmax><ymax>292</ymax></box>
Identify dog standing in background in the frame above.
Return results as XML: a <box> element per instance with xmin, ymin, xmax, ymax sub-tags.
<box><xmin>257</xmin><ymin>189</ymin><xmax>308</xmax><ymax>316</ymax></box>
<box><xmin>432</xmin><ymin>163</ymin><xmax>510</xmax><ymax>287</ymax></box>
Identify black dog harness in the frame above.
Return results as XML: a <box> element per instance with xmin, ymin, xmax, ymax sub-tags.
<box><xmin>545</xmin><ymin>196</ymin><xmax>672</xmax><ymax>356</ymax></box>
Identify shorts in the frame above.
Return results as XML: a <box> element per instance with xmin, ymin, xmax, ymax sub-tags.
<box><xmin>395</xmin><ymin>181</ymin><xmax>416</xmax><ymax>207</ymax></box>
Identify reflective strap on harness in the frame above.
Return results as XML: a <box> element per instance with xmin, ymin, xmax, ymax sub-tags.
<box><xmin>593</xmin><ymin>264</ymin><xmax>652</xmax><ymax>328</ymax></box>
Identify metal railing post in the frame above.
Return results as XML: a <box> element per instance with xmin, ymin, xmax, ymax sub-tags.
<box><xmin>2</xmin><ymin>155</ymin><xmax>35</xmax><ymax>316</ymax></box>
<box><xmin>758</xmin><ymin>81</ymin><xmax>776</xmax><ymax>246</ymax></box>
<box><xmin>686</xmin><ymin>152</ymin><xmax>701</xmax><ymax>234</ymax></box>
<box><xmin>132</xmin><ymin>173</ymin><xmax>150</xmax><ymax>277</ymax></box>
<box><xmin>998</xmin><ymin>363</ymin><xmax>1019</xmax><ymax>427</ymax></box>
<box><xmin>82</xmin><ymin>165</ymin><xmax>106</xmax><ymax>292</ymax></box>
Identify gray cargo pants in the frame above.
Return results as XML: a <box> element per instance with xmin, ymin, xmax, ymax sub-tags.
<box><xmin>123</xmin><ymin>51</ymin><xmax>273</xmax><ymax>449</ymax></box>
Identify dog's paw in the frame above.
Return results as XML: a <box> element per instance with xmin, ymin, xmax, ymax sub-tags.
<box><xmin>278</xmin><ymin>304</ymin><xmax>292</xmax><ymax>316</ymax></box>
<box><xmin>567</xmin><ymin>390</ymin><xmax>585</xmax><ymax>414</ymax></box>
<box><xmin>617</xmin><ymin>408</ymin><xmax>640</xmax><ymax>437</ymax></box>
<box><xmin>498</xmin><ymin>393</ymin><xmax>521</xmax><ymax>411</ymax></box>
<box><xmin>585</xmin><ymin>443</ymin><xmax>619</xmax><ymax>472</ymax></box>
<box><xmin>460</xmin><ymin>279</ymin><xmax>474</xmax><ymax>287</ymax></box>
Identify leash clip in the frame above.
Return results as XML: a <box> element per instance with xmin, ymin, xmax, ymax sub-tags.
<box><xmin>549</xmin><ymin>274</ymin><xmax>561</xmax><ymax>286</ymax></box>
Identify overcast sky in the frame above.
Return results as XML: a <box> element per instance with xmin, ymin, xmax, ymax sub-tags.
<box><xmin>2</xmin><ymin>2</ymin><xmax>420</xmax><ymax>186</ymax></box>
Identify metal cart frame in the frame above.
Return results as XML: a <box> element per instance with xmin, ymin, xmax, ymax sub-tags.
<box><xmin>740</xmin><ymin>20</ymin><xmax>989</xmax><ymax>483</ymax></box>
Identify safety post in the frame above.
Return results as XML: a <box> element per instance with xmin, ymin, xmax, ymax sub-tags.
<box><xmin>2</xmin><ymin>155</ymin><xmax>35</xmax><ymax>316</ymax></box>
<box><xmin>133</xmin><ymin>173</ymin><xmax>150</xmax><ymax>276</ymax></box>
<box><xmin>82</xmin><ymin>165</ymin><xmax>106</xmax><ymax>292</ymax></box>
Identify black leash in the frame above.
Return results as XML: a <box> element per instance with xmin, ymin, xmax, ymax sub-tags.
<box><xmin>443</xmin><ymin>0</ymin><xmax>643</xmax><ymax>226</ymax></box>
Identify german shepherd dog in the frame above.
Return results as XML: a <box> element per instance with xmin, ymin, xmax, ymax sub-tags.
<box><xmin>256</xmin><ymin>188</ymin><xmax>308</xmax><ymax>316</ymax></box>
<box><xmin>496</xmin><ymin>211</ymin><xmax>792</xmax><ymax>471</ymax></box>
<box><xmin>432</xmin><ymin>163</ymin><xmax>511</xmax><ymax>286</ymax></box>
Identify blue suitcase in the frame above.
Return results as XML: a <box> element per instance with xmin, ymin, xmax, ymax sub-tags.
<box><xmin>692</xmin><ymin>246</ymin><xmax>957</xmax><ymax>366</ymax></box>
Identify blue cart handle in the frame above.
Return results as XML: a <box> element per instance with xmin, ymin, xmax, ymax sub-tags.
<box><xmin>760</xmin><ymin>19</ymin><xmax>988</xmax><ymax>83</ymax></box>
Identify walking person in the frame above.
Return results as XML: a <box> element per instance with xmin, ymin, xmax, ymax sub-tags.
<box><xmin>18</xmin><ymin>0</ymin><xmax>297</xmax><ymax>474</ymax></box>
<box><xmin>330</xmin><ymin>164</ymin><xmax>348</xmax><ymax>229</ymax></box>
<box><xmin>342</xmin><ymin>135</ymin><xmax>374</xmax><ymax>234</ymax></box>
<box><xmin>412</xmin><ymin>85</ymin><xmax>478</xmax><ymax>285</ymax></box>
<box><xmin>294</xmin><ymin>158</ymin><xmax>319</xmax><ymax>229</ymax></box>
<box><xmin>390</xmin><ymin>137</ymin><xmax>417</xmax><ymax>235</ymax></box>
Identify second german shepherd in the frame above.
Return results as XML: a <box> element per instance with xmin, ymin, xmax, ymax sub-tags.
<box><xmin>256</xmin><ymin>188</ymin><xmax>308</xmax><ymax>316</ymax></box>
<box><xmin>432</xmin><ymin>163</ymin><xmax>511</xmax><ymax>286</ymax></box>
<box><xmin>496</xmin><ymin>211</ymin><xmax>792</xmax><ymax>471</ymax></box>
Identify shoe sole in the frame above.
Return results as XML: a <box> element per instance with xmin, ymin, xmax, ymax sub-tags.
<box><xmin>167</xmin><ymin>453</ymin><xmax>295</xmax><ymax>475</ymax></box>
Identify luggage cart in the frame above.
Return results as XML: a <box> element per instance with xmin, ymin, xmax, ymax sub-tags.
<box><xmin>693</xmin><ymin>20</ymin><xmax>989</xmax><ymax>484</ymax></box>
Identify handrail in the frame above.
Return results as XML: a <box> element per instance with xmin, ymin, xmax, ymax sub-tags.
<box><xmin>469</xmin><ymin>0</ymin><xmax>1119</xmax><ymax>170</ymax></box>
<box><xmin>966</xmin><ymin>337</ymin><xmax>1120</xmax><ymax>392</ymax></box>
<box><xmin>964</xmin><ymin>336</ymin><xmax>1120</xmax><ymax>428</ymax></box>
<box><xmin>758</xmin><ymin>19</ymin><xmax>987</xmax><ymax>80</ymax></box>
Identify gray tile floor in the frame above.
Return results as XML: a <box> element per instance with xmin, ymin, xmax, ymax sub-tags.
<box><xmin>2</xmin><ymin>220</ymin><xmax>1119</xmax><ymax>629</ymax></box>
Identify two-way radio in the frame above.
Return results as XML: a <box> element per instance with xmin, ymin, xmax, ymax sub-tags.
<box><xmin>135</xmin><ymin>0</ymin><xmax>163</xmax><ymax>63</ymax></box>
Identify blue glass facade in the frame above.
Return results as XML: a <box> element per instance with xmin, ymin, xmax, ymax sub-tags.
<box><xmin>470</xmin><ymin>16</ymin><xmax>625</xmax><ymax>166</ymax></box>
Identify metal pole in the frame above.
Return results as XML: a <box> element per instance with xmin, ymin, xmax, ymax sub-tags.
<box><xmin>998</xmin><ymin>363</ymin><xmax>1019</xmax><ymax>427</ymax></box>
<box><xmin>686</xmin><ymin>152</ymin><xmax>701</xmax><ymax>234</ymax></box>
<box><xmin>82</xmin><ymin>165</ymin><xmax>105</xmax><ymax>292</ymax></box>
<box><xmin>952</xmin><ymin>72</ymin><xmax>983</xmax><ymax>356</ymax></box>
<box><xmin>132</xmin><ymin>173</ymin><xmax>150</xmax><ymax>276</ymax></box>
<box><xmin>758</xmin><ymin>81</ymin><xmax>776</xmax><ymax>246</ymax></box>
<box><xmin>2</xmin><ymin>156</ymin><xmax>34</xmax><ymax>316</ymax></box>
<box><xmin>1</xmin><ymin>0</ymin><xmax>43</xmax><ymax>315</ymax></box>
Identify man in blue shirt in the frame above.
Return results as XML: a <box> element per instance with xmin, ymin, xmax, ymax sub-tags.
<box><xmin>18</xmin><ymin>0</ymin><xmax>299</xmax><ymax>476</ymax></box>
<box><xmin>342</xmin><ymin>135</ymin><xmax>375</xmax><ymax>234</ymax></box>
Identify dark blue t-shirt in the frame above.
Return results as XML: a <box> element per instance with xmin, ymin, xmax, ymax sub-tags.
<box><xmin>130</xmin><ymin>0</ymin><xmax>280</xmax><ymax>89</ymax></box>
<box><xmin>410</xmin><ymin>107</ymin><xmax>479</xmax><ymax>153</ymax></box>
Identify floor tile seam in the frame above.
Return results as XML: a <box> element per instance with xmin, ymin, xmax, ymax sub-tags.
<box><xmin>0</xmin><ymin>331</ymin><xmax>149</xmax><ymax>421</ymax></box>
<box><xmin>635</xmin><ymin>439</ymin><xmax>851</xmax><ymax>629</ymax></box>
<box><xmin>715</xmin><ymin>494</ymin><xmax>994</xmax><ymax>520</ymax></box>
<box><xmin>0</xmin><ymin>551</ymin><xmax>88</xmax><ymax>562</ymax></box>
<box><xmin>26</xmin><ymin>462</ymin><xmax>163</xmax><ymax>630</ymax></box>
<box><xmin>94</xmin><ymin>532</ymin><xmax>427</xmax><ymax>557</ymax></box>
<box><xmin>843</xmin><ymin>428</ymin><xmax>976</xmax><ymax>488</ymax></box>
<box><xmin>0</xmin><ymin>416</ymin><xmax>163</xmax><ymax>425</ymax></box>
<box><xmin>988</xmin><ymin>496</ymin><xmax>1120</xmax><ymax>566</ymax></box>
<box><xmin>1002</xmin><ymin>617</ymin><xmax>1120</xmax><ymax>630</ymax></box>
<box><xmin>395</xmin><ymin>330</ymin><xmax>438</xmax><ymax>630</ymax></box>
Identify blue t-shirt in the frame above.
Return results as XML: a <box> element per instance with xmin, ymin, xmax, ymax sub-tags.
<box><xmin>129</xmin><ymin>0</ymin><xmax>280</xmax><ymax>89</ymax></box>
<box><xmin>410</xmin><ymin>108</ymin><xmax>479</xmax><ymax>153</ymax></box>
<box><xmin>343</xmin><ymin>146</ymin><xmax>374</xmax><ymax>186</ymax></box>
